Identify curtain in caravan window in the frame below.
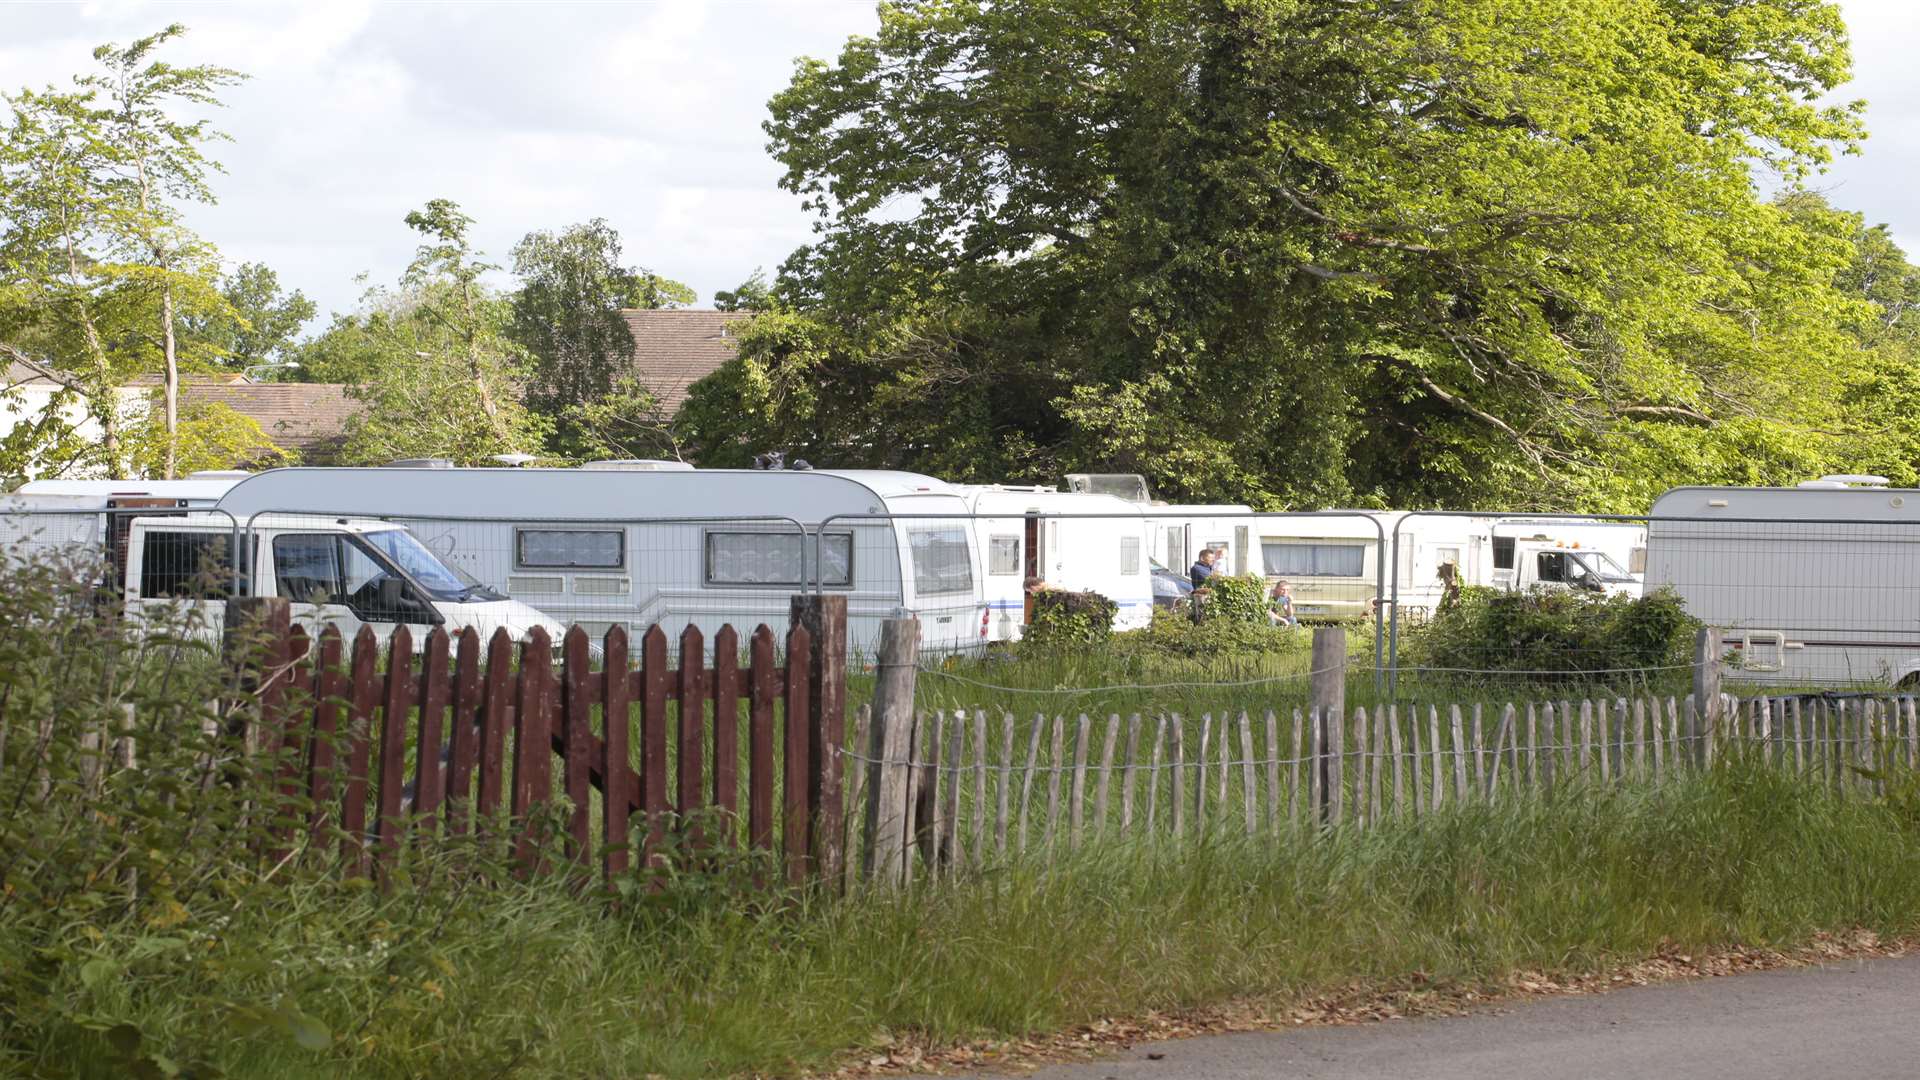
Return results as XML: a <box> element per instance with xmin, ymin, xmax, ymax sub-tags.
<box><xmin>907</xmin><ymin>527</ymin><xmax>973</xmax><ymax>596</ymax></box>
<box><xmin>706</xmin><ymin>532</ymin><xmax>854</xmax><ymax>586</ymax></box>
<box><xmin>1261</xmin><ymin>542</ymin><xmax>1365</xmax><ymax>577</ymax></box>
<box><xmin>988</xmin><ymin>535</ymin><xmax>1021</xmax><ymax>576</ymax></box>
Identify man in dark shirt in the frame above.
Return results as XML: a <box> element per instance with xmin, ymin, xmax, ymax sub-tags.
<box><xmin>1188</xmin><ymin>547</ymin><xmax>1221</xmax><ymax>623</ymax></box>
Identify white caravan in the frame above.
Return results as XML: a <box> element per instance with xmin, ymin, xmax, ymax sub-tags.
<box><xmin>209</xmin><ymin>467</ymin><xmax>987</xmax><ymax>657</ymax></box>
<box><xmin>955</xmin><ymin>485</ymin><xmax>1153</xmax><ymax>642</ymax></box>
<box><xmin>0</xmin><ymin>496</ymin><xmax>563</xmax><ymax>647</ymax></box>
<box><xmin>1647</xmin><ymin>482</ymin><xmax>1920</xmax><ymax>686</ymax></box>
<box><xmin>1252</xmin><ymin>512</ymin><xmax>1643</xmax><ymax>621</ymax></box>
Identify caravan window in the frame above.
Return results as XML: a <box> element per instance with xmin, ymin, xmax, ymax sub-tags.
<box><xmin>705</xmin><ymin>531</ymin><xmax>853</xmax><ymax>587</ymax></box>
<box><xmin>1261</xmin><ymin>542</ymin><xmax>1364</xmax><ymax>578</ymax></box>
<box><xmin>1493</xmin><ymin>537</ymin><xmax>1515</xmax><ymax>570</ymax></box>
<box><xmin>906</xmin><ymin>527</ymin><xmax>973</xmax><ymax>597</ymax></box>
<box><xmin>988</xmin><ymin>535</ymin><xmax>1021</xmax><ymax>576</ymax></box>
<box><xmin>516</xmin><ymin>528</ymin><xmax>625</xmax><ymax>570</ymax></box>
<box><xmin>1120</xmin><ymin>536</ymin><xmax>1142</xmax><ymax>575</ymax></box>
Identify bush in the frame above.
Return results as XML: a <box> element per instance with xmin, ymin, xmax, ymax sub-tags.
<box><xmin>1202</xmin><ymin>572</ymin><xmax>1270</xmax><ymax>624</ymax></box>
<box><xmin>1404</xmin><ymin>585</ymin><xmax>1700</xmax><ymax>680</ymax></box>
<box><xmin>1021</xmin><ymin>588</ymin><xmax>1119</xmax><ymax>651</ymax></box>
<box><xmin>1112</xmin><ymin>606</ymin><xmax>1310</xmax><ymax>659</ymax></box>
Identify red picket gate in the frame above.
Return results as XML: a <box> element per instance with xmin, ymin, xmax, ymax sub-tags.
<box><xmin>236</xmin><ymin>596</ymin><xmax>847</xmax><ymax>888</ymax></box>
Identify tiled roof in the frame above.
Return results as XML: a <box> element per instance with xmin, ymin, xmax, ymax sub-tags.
<box><xmin>180</xmin><ymin>383</ymin><xmax>361</xmax><ymax>462</ymax></box>
<box><xmin>620</xmin><ymin>309</ymin><xmax>750</xmax><ymax>414</ymax></box>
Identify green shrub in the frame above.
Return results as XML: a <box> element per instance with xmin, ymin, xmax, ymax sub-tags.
<box><xmin>1113</xmin><ymin>606</ymin><xmax>1310</xmax><ymax>659</ymax></box>
<box><xmin>1202</xmin><ymin>572</ymin><xmax>1270</xmax><ymax>624</ymax></box>
<box><xmin>1404</xmin><ymin>585</ymin><xmax>1700</xmax><ymax>679</ymax></box>
<box><xmin>1021</xmin><ymin>588</ymin><xmax>1119</xmax><ymax>651</ymax></box>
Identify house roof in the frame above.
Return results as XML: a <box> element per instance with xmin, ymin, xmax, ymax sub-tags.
<box><xmin>620</xmin><ymin>309</ymin><xmax>750</xmax><ymax>414</ymax></box>
<box><xmin>180</xmin><ymin>383</ymin><xmax>361</xmax><ymax>461</ymax></box>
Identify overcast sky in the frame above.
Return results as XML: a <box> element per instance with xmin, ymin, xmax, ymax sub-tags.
<box><xmin>4</xmin><ymin>0</ymin><xmax>1916</xmax><ymax>324</ymax></box>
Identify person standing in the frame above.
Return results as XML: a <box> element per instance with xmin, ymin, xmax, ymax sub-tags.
<box><xmin>1188</xmin><ymin>547</ymin><xmax>1220</xmax><ymax>623</ymax></box>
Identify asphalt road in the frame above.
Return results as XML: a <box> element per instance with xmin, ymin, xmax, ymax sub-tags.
<box><xmin>1007</xmin><ymin>956</ymin><xmax>1920</xmax><ymax>1080</ymax></box>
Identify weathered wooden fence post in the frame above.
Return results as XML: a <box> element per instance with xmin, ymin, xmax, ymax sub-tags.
<box><xmin>863</xmin><ymin>618</ymin><xmax>920</xmax><ymax>888</ymax></box>
<box><xmin>790</xmin><ymin>595</ymin><xmax>850</xmax><ymax>885</ymax></box>
<box><xmin>1692</xmin><ymin>627</ymin><xmax>1721</xmax><ymax>770</ymax></box>
<box><xmin>1310</xmin><ymin>627</ymin><xmax>1347</xmax><ymax>826</ymax></box>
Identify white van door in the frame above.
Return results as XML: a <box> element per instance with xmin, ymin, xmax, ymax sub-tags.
<box><xmin>266</xmin><ymin>531</ymin><xmax>369</xmax><ymax>641</ymax></box>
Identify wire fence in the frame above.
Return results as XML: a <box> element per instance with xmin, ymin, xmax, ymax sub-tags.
<box><xmin>8</xmin><ymin>491</ymin><xmax>1920</xmax><ymax>691</ymax></box>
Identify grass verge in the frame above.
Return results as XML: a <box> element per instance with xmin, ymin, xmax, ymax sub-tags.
<box><xmin>13</xmin><ymin>761</ymin><xmax>1920</xmax><ymax>1078</ymax></box>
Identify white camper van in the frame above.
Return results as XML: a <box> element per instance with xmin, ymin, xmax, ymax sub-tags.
<box><xmin>1647</xmin><ymin>481</ymin><xmax>1920</xmax><ymax>686</ymax></box>
<box><xmin>0</xmin><ymin>496</ymin><xmax>563</xmax><ymax>647</ymax></box>
<box><xmin>209</xmin><ymin>467</ymin><xmax>987</xmax><ymax>657</ymax></box>
<box><xmin>955</xmin><ymin>485</ymin><xmax>1153</xmax><ymax>642</ymax></box>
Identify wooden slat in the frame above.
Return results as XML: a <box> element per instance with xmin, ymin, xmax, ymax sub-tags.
<box><xmin>1614</xmin><ymin>697</ymin><xmax>1629</xmax><ymax>780</ymax></box>
<box><xmin>1216</xmin><ymin>712</ymin><xmax>1231</xmax><ymax>810</ymax></box>
<box><xmin>1015</xmin><ymin>714</ymin><xmax>1043</xmax><ymax>853</ymax></box>
<box><xmin>1448</xmin><ymin>705</ymin><xmax>1467</xmax><ymax>804</ymax></box>
<box><xmin>476</xmin><ymin>629</ymin><xmax>514</xmax><ymax>827</ymax></box>
<box><xmin>843</xmin><ymin>703</ymin><xmax>871</xmax><ymax>891</ymax></box>
<box><xmin>412</xmin><ymin>628</ymin><xmax>450</xmax><ymax>841</ymax></box>
<box><xmin>1470</xmin><ymin>704</ymin><xmax>1486</xmax><ymax>799</ymax></box>
<box><xmin>511</xmin><ymin>627</ymin><xmax>554</xmax><ymax>875</ymax></box>
<box><xmin>1489</xmin><ymin>704</ymin><xmax>1515</xmax><ymax>800</ymax></box>
<box><xmin>1043</xmin><ymin>714</ymin><xmax>1065</xmax><ymax>855</ymax></box>
<box><xmin>1146</xmin><ymin>714</ymin><xmax>1166</xmax><ymax>835</ymax></box>
<box><xmin>1521</xmin><ymin>702</ymin><xmax>1537</xmax><ymax>793</ymax></box>
<box><xmin>1262</xmin><ymin>709</ymin><xmax>1280</xmax><ymax>835</ymax></box>
<box><xmin>1121</xmin><ymin>713</ymin><xmax>1142</xmax><ymax>832</ymax></box>
<box><xmin>1351</xmin><ymin>706</ymin><xmax>1370</xmax><ymax>827</ymax></box>
<box><xmin>341</xmin><ymin>627</ymin><xmax>381</xmax><ymax>877</ymax></box>
<box><xmin>562</xmin><ymin>627</ymin><xmax>594</xmax><ymax>865</ymax></box>
<box><xmin>1170</xmin><ymin>713</ymin><xmax>1186</xmax><ymax>839</ymax></box>
<box><xmin>1307</xmin><ymin>706</ymin><xmax>1322</xmax><ymax>826</ymax></box>
<box><xmin>1193</xmin><ymin>714</ymin><xmax>1210</xmax><ymax>835</ymax></box>
<box><xmin>713</xmin><ymin>626</ymin><xmax>740</xmax><ymax>827</ymax></box>
<box><xmin>446</xmin><ymin>628</ymin><xmax>482</xmax><ymax>837</ymax></box>
<box><xmin>1239</xmin><ymin>710</ymin><xmax>1256</xmax><ymax>836</ymax></box>
<box><xmin>1070</xmin><ymin>714</ymin><xmax>1091</xmax><ymax>850</ymax></box>
<box><xmin>1388</xmin><ymin>704</ymin><xmax>1406</xmax><ymax>818</ymax></box>
<box><xmin>941</xmin><ymin>712</ymin><xmax>963</xmax><ymax>870</ymax></box>
<box><xmin>1096</xmin><ymin>714</ymin><xmax>1119</xmax><ymax>841</ymax></box>
<box><xmin>902</xmin><ymin>712</ymin><xmax>925</xmax><ymax>886</ymax></box>
<box><xmin>1429</xmin><ymin>706</ymin><xmax>1445</xmax><ymax>812</ymax></box>
<box><xmin>1632</xmin><ymin>698</ymin><xmax>1648</xmax><ymax>780</ymax></box>
<box><xmin>306</xmin><ymin>627</ymin><xmax>345</xmax><ymax>851</ymax></box>
<box><xmin>973</xmin><ymin>710</ymin><xmax>990</xmax><ymax>862</ymax></box>
<box><xmin>640</xmin><ymin>626</ymin><xmax>672</xmax><ymax>867</ymax></box>
<box><xmin>602</xmin><ymin>626</ymin><xmax>632</xmax><ymax>883</ymax></box>
<box><xmin>263</xmin><ymin>626</ymin><xmax>309</xmax><ymax>862</ymax></box>
<box><xmin>1290</xmin><ymin>707</ymin><xmax>1305</xmax><ymax>830</ymax></box>
<box><xmin>746</xmin><ymin>626</ymin><xmax>776</xmax><ymax>853</ymax></box>
<box><xmin>1366</xmin><ymin>706</ymin><xmax>1383</xmax><ymax>825</ymax></box>
<box><xmin>1578</xmin><ymin>699</ymin><xmax>1595</xmax><ymax>784</ymax></box>
<box><xmin>782</xmin><ymin>623</ymin><xmax>813</xmax><ymax>885</ymax></box>
<box><xmin>374</xmin><ymin>626</ymin><xmax>415</xmax><ymax>878</ymax></box>
<box><xmin>995</xmin><ymin>712</ymin><xmax>1016</xmax><ymax>858</ymax></box>
<box><xmin>678</xmin><ymin>624</ymin><xmax>709</xmax><ymax>850</ymax></box>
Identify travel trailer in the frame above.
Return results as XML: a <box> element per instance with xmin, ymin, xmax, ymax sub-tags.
<box><xmin>207</xmin><ymin>467</ymin><xmax>988</xmax><ymax>657</ymax></box>
<box><xmin>1249</xmin><ymin>512</ymin><xmax>1644</xmax><ymax>621</ymax></box>
<box><xmin>1647</xmin><ymin>481</ymin><xmax>1920</xmax><ymax>686</ymax></box>
<box><xmin>0</xmin><ymin>494</ymin><xmax>563</xmax><ymax>647</ymax></box>
<box><xmin>954</xmin><ymin>485</ymin><xmax>1153</xmax><ymax>642</ymax></box>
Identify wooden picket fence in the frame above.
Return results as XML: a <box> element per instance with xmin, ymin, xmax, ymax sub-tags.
<box><xmin>846</xmin><ymin>624</ymin><xmax>1920</xmax><ymax>886</ymax></box>
<box><xmin>233</xmin><ymin>595</ymin><xmax>849</xmax><ymax>887</ymax></box>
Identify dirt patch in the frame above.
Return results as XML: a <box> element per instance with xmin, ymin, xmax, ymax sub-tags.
<box><xmin>808</xmin><ymin>930</ymin><xmax>1911</xmax><ymax>1078</ymax></box>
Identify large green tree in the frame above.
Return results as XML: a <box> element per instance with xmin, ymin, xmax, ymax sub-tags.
<box><xmin>332</xmin><ymin>201</ymin><xmax>548</xmax><ymax>466</ymax></box>
<box><xmin>738</xmin><ymin>0</ymin><xmax>1875</xmax><ymax>510</ymax></box>
<box><xmin>507</xmin><ymin>219</ymin><xmax>691</xmax><ymax>455</ymax></box>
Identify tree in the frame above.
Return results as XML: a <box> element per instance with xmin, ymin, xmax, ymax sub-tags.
<box><xmin>0</xmin><ymin>24</ymin><xmax>243</xmax><ymax>479</ymax></box>
<box><xmin>83</xmin><ymin>25</ymin><xmax>245</xmax><ymax>478</ymax></box>
<box><xmin>122</xmin><ymin>394</ymin><xmax>289</xmax><ymax>477</ymax></box>
<box><xmin>753</xmin><ymin>0</ymin><xmax>1871</xmax><ymax>509</ymax></box>
<box><xmin>194</xmin><ymin>261</ymin><xmax>314</xmax><ymax>374</ymax></box>
<box><xmin>508</xmin><ymin>219</ymin><xmax>692</xmax><ymax>454</ymax></box>
<box><xmin>713</xmin><ymin>269</ymin><xmax>772</xmax><ymax>312</ymax></box>
<box><xmin>333</xmin><ymin>201</ymin><xmax>548</xmax><ymax>466</ymax></box>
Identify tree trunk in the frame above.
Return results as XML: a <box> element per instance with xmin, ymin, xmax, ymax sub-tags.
<box><xmin>162</xmin><ymin>281</ymin><xmax>178</xmax><ymax>479</ymax></box>
<box><xmin>61</xmin><ymin>224</ymin><xmax>122</xmax><ymax>477</ymax></box>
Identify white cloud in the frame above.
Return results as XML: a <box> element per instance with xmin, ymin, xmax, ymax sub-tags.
<box><xmin>3</xmin><ymin>0</ymin><xmax>1914</xmax><ymax>324</ymax></box>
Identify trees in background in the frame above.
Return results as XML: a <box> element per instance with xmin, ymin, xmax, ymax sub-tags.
<box><xmin>735</xmin><ymin>0</ymin><xmax>1888</xmax><ymax>510</ymax></box>
<box><xmin>508</xmin><ymin>219</ymin><xmax>692</xmax><ymax>456</ymax></box>
<box><xmin>196</xmin><ymin>262</ymin><xmax>315</xmax><ymax>374</ymax></box>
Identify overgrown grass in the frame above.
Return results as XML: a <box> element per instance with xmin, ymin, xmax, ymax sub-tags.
<box><xmin>13</xmin><ymin>762</ymin><xmax>1920</xmax><ymax>1078</ymax></box>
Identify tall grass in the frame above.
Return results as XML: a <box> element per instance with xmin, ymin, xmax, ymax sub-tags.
<box><xmin>13</xmin><ymin>762</ymin><xmax>1920</xmax><ymax>1078</ymax></box>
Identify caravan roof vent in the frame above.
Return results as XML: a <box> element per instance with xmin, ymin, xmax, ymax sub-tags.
<box><xmin>1064</xmin><ymin>473</ymin><xmax>1152</xmax><ymax>504</ymax></box>
<box><xmin>388</xmin><ymin>458</ymin><xmax>455</xmax><ymax>469</ymax></box>
<box><xmin>1797</xmin><ymin>480</ymin><xmax>1848</xmax><ymax>489</ymax></box>
<box><xmin>186</xmin><ymin>470</ymin><xmax>251</xmax><ymax>480</ymax></box>
<box><xmin>1816</xmin><ymin>474</ymin><xmax>1891</xmax><ymax>488</ymax></box>
<box><xmin>578</xmin><ymin>459</ymin><xmax>695</xmax><ymax>472</ymax></box>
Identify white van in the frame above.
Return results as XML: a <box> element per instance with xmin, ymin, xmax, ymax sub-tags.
<box><xmin>209</xmin><ymin>466</ymin><xmax>987</xmax><ymax>657</ymax></box>
<box><xmin>1647</xmin><ymin>481</ymin><xmax>1920</xmax><ymax>685</ymax></box>
<box><xmin>1</xmin><ymin>498</ymin><xmax>563</xmax><ymax>647</ymax></box>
